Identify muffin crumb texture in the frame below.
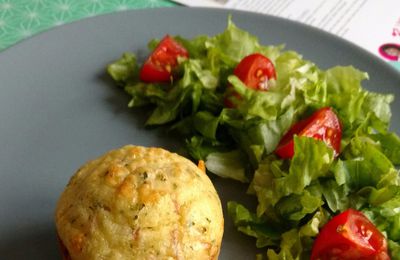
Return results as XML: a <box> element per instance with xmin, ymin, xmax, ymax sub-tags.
<box><xmin>55</xmin><ymin>145</ymin><xmax>224</xmax><ymax>260</ymax></box>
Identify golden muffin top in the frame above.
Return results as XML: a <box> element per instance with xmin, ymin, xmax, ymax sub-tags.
<box><xmin>55</xmin><ymin>145</ymin><xmax>224</xmax><ymax>260</ymax></box>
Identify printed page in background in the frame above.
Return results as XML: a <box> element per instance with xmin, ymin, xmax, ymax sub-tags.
<box><xmin>171</xmin><ymin>0</ymin><xmax>225</xmax><ymax>7</ymax></box>
<box><xmin>172</xmin><ymin>0</ymin><xmax>400</xmax><ymax>71</ymax></box>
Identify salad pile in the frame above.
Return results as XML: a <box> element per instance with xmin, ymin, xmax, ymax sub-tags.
<box><xmin>107</xmin><ymin>17</ymin><xmax>400</xmax><ymax>259</ymax></box>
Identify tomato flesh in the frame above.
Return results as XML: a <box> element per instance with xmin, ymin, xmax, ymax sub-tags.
<box><xmin>139</xmin><ymin>35</ymin><xmax>189</xmax><ymax>83</ymax></box>
<box><xmin>234</xmin><ymin>53</ymin><xmax>276</xmax><ymax>90</ymax></box>
<box><xmin>225</xmin><ymin>53</ymin><xmax>276</xmax><ymax>107</ymax></box>
<box><xmin>275</xmin><ymin>107</ymin><xmax>342</xmax><ymax>159</ymax></box>
<box><xmin>311</xmin><ymin>209</ymin><xmax>390</xmax><ymax>260</ymax></box>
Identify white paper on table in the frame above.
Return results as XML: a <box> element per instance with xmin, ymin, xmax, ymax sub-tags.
<box><xmin>172</xmin><ymin>0</ymin><xmax>225</xmax><ymax>7</ymax></box>
<box><xmin>171</xmin><ymin>0</ymin><xmax>400</xmax><ymax>70</ymax></box>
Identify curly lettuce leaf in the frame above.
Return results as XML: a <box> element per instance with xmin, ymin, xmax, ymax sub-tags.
<box><xmin>370</xmin><ymin>132</ymin><xmax>400</xmax><ymax>165</ymax></box>
<box><xmin>265</xmin><ymin>210</ymin><xmax>329</xmax><ymax>260</ymax></box>
<box><xmin>205</xmin><ymin>16</ymin><xmax>262</xmax><ymax>65</ymax></box>
<box><xmin>324</xmin><ymin>66</ymin><xmax>394</xmax><ymax>136</ymax></box>
<box><xmin>227</xmin><ymin>201</ymin><xmax>282</xmax><ymax>248</ymax></box>
<box><xmin>107</xmin><ymin>52</ymin><xmax>137</xmax><ymax>82</ymax></box>
<box><xmin>205</xmin><ymin>150</ymin><xmax>249</xmax><ymax>182</ymax></box>
<box><xmin>252</xmin><ymin>136</ymin><xmax>334</xmax><ymax>215</ymax></box>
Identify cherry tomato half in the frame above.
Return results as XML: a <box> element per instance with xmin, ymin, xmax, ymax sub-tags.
<box><xmin>225</xmin><ymin>53</ymin><xmax>276</xmax><ymax>107</ymax></box>
<box><xmin>139</xmin><ymin>35</ymin><xmax>189</xmax><ymax>83</ymax></box>
<box><xmin>275</xmin><ymin>107</ymin><xmax>342</xmax><ymax>159</ymax></box>
<box><xmin>234</xmin><ymin>53</ymin><xmax>277</xmax><ymax>90</ymax></box>
<box><xmin>311</xmin><ymin>209</ymin><xmax>390</xmax><ymax>260</ymax></box>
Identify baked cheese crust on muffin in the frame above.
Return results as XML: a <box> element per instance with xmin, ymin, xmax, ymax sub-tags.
<box><xmin>55</xmin><ymin>145</ymin><xmax>224</xmax><ymax>260</ymax></box>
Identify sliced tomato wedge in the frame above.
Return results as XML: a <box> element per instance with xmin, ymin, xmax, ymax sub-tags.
<box><xmin>275</xmin><ymin>107</ymin><xmax>342</xmax><ymax>159</ymax></box>
<box><xmin>311</xmin><ymin>209</ymin><xmax>390</xmax><ymax>260</ymax></box>
<box><xmin>139</xmin><ymin>35</ymin><xmax>189</xmax><ymax>83</ymax></box>
<box><xmin>225</xmin><ymin>53</ymin><xmax>276</xmax><ymax>107</ymax></box>
<box><xmin>234</xmin><ymin>53</ymin><xmax>276</xmax><ymax>90</ymax></box>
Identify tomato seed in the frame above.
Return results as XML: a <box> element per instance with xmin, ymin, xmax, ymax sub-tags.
<box><xmin>336</xmin><ymin>224</ymin><xmax>344</xmax><ymax>233</ymax></box>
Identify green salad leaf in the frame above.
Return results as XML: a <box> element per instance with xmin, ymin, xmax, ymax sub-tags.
<box><xmin>205</xmin><ymin>150</ymin><xmax>249</xmax><ymax>182</ymax></box>
<box><xmin>107</xmin><ymin>52</ymin><xmax>137</xmax><ymax>82</ymax></box>
<box><xmin>107</xmin><ymin>16</ymin><xmax>400</xmax><ymax>259</ymax></box>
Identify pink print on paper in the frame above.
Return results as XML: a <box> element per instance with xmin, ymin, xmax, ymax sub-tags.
<box><xmin>379</xmin><ymin>43</ymin><xmax>400</xmax><ymax>61</ymax></box>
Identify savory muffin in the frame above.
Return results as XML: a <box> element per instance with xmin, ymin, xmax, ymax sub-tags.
<box><xmin>55</xmin><ymin>145</ymin><xmax>224</xmax><ymax>260</ymax></box>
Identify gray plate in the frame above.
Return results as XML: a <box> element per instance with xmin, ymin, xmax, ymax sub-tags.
<box><xmin>0</xmin><ymin>7</ymin><xmax>399</xmax><ymax>259</ymax></box>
